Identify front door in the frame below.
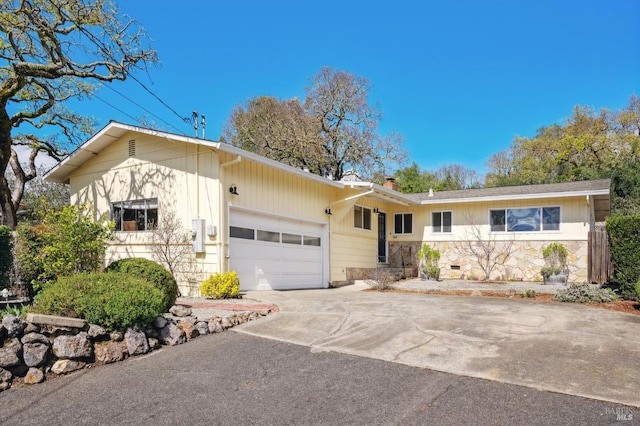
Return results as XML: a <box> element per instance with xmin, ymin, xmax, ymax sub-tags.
<box><xmin>377</xmin><ymin>212</ymin><xmax>387</xmax><ymax>263</ymax></box>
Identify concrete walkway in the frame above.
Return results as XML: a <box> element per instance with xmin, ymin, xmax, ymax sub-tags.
<box><xmin>235</xmin><ymin>283</ymin><xmax>640</xmax><ymax>407</ymax></box>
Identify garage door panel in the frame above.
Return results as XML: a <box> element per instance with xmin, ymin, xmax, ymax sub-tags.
<box><xmin>279</xmin><ymin>262</ymin><xmax>321</xmax><ymax>274</ymax></box>
<box><xmin>230</xmin><ymin>209</ymin><xmax>325</xmax><ymax>291</ymax></box>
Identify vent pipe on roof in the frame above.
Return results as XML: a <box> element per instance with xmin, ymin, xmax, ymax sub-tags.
<box><xmin>428</xmin><ymin>188</ymin><xmax>434</xmax><ymax>197</ymax></box>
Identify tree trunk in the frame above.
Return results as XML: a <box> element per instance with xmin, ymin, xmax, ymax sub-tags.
<box><xmin>0</xmin><ymin>104</ymin><xmax>16</xmax><ymax>228</ymax></box>
<box><xmin>0</xmin><ymin>176</ymin><xmax>17</xmax><ymax>228</ymax></box>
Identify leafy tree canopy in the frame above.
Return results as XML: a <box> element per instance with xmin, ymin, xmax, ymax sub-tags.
<box><xmin>485</xmin><ymin>95</ymin><xmax>640</xmax><ymax>215</ymax></box>
<box><xmin>394</xmin><ymin>162</ymin><xmax>481</xmax><ymax>193</ymax></box>
<box><xmin>223</xmin><ymin>66</ymin><xmax>407</xmax><ymax>181</ymax></box>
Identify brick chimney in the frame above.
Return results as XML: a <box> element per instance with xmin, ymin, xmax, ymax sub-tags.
<box><xmin>384</xmin><ymin>177</ymin><xmax>398</xmax><ymax>191</ymax></box>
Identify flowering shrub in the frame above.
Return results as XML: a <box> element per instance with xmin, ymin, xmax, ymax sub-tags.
<box><xmin>200</xmin><ymin>271</ymin><xmax>240</xmax><ymax>299</ymax></box>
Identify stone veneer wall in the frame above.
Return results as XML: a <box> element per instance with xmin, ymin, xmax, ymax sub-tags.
<box><xmin>388</xmin><ymin>240</ymin><xmax>588</xmax><ymax>283</ymax></box>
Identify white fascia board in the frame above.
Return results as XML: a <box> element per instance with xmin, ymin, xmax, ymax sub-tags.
<box><xmin>344</xmin><ymin>181</ymin><xmax>418</xmax><ymax>205</ymax></box>
<box><xmin>419</xmin><ymin>188</ymin><xmax>610</xmax><ymax>205</ymax></box>
<box><xmin>215</xmin><ymin>143</ymin><xmax>345</xmax><ymax>189</ymax></box>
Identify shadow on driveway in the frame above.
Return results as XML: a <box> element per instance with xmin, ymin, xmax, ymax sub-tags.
<box><xmin>236</xmin><ymin>283</ymin><xmax>640</xmax><ymax>407</ymax></box>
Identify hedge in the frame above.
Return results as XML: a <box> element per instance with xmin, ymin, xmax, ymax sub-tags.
<box><xmin>606</xmin><ymin>214</ymin><xmax>640</xmax><ymax>299</ymax></box>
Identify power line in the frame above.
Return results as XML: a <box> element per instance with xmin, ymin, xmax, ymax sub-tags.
<box><xmin>100</xmin><ymin>83</ymin><xmax>186</xmax><ymax>134</ymax></box>
<box><xmin>127</xmin><ymin>74</ymin><xmax>191</xmax><ymax>125</ymax></box>
<box><xmin>93</xmin><ymin>94</ymin><xmax>141</xmax><ymax>124</ymax></box>
<box><xmin>73</xmin><ymin>22</ymin><xmax>192</xmax><ymax>130</ymax></box>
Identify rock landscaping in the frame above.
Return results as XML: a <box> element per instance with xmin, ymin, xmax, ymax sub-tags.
<box><xmin>0</xmin><ymin>303</ymin><xmax>274</xmax><ymax>392</ymax></box>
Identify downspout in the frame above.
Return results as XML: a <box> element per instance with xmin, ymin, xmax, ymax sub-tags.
<box><xmin>196</xmin><ymin>144</ymin><xmax>200</xmax><ymax>218</ymax></box>
<box><xmin>219</xmin><ymin>155</ymin><xmax>242</xmax><ymax>273</ymax></box>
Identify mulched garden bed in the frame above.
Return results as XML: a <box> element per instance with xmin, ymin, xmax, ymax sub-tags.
<box><xmin>367</xmin><ymin>288</ymin><xmax>640</xmax><ymax>317</ymax></box>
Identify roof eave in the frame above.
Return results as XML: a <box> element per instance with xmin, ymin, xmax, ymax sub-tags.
<box><xmin>419</xmin><ymin>188</ymin><xmax>610</xmax><ymax>205</ymax></box>
<box><xmin>344</xmin><ymin>181</ymin><xmax>419</xmax><ymax>206</ymax></box>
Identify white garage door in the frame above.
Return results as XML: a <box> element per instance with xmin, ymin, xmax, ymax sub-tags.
<box><xmin>229</xmin><ymin>209</ymin><xmax>326</xmax><ymax>291</ymax></box>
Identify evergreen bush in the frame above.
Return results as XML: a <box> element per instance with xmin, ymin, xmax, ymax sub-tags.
<box><xmin>106</xmin><ymin>258</ymin><xmax>178</xmax><ymax>311</ymax></box>
<box><xmin>200</xmin><ymin>271</ymin><xmax>240</xmax><ymax>299</ymax></box>
<box><xmin>32</xmin><ymin>272</ymin><xmax>165</xmax><ymax>331</ymax></box>
<box><xmin>606</xmin><ymin>215</ymin><xmax>640</xmax><ymax>299</ymax></box>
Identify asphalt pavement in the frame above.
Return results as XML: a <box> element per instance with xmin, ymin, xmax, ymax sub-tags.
<box><xmin>0</xmin><ymin>332</ymin><xmax>633</xmax><ymax>425</ymax></box>
<box><xmin>236</xmin><ymin>281</ymin><xmax>640</xmax><ymax>408</ymax></box>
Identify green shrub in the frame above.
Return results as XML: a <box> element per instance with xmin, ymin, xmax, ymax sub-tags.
<box><xmin>417</xmin><ymin>243</ymin><xmax>441</xmax><ymax>279</ymax></box>
<box><xmin>0</xmin><ymin>225</ymin><xmax>12</xmax><ymax>288</ymax></box>
<box><xmin>15</xmin><ymin>225</ymin><xmax>49</xmax><ymax>294</ymax></box>
<box><xmin>200</xmin><ymin>271</ymin><xmax>240</xmax><ymax>299</ymax></box>
<box><xmin>32</xmin><ymin>272</ymin><xmax>165</xmax><ymax>331</ymax></box>
<box><xmin>553</xmin><ymin>283</ymin><xmax>619</xmax><ymax>303</ymax></box>
<box><xmin>0</xmin><ymin>305</ymin><xmax>29</xmax><ymax>320</ymax></box>
<box><xmin>606</xmin><ymin>215</ymin><xmax>640</xmax><ymax>299</ymax></box>
<box><xmin>520</xmin><ymin>289</ymin><xmax>537</xmax><ymax>298</ymax></box>
<box><xmin>15</xmin><ymin>204</ymin><xmax>113</xmax><ymax>295</ymax></box>
<box><xmin>105</xmin><ymin>258</ymin><xmax>178</xmax><ymax>311</ymax></box>
<box><xmin>542</xmin><ymin>243</ymin><xmax>569</xmax><ymax>269</ymax></box>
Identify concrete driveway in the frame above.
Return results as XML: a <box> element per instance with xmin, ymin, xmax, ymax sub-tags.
<box><xmin>235</xmin><ymin>283</ymin><xmax>640</xmax><ymax>407</ymax></box>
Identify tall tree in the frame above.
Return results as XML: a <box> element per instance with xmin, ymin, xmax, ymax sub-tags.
<box><xmin>0</xmin><ymin>0</ymin><xmax>157</xmax><ymax>228</ymax></box>
<box><xmin>393</xmin><ymin>162</ymin><xmax>438</xmax><ymax>193</ymax></box>
<box><xmin>222</xmin><ymin>96</ymin><xmax>325</xmax><ymax>173</ymax></box>
<box><xmin>484</xmin><ymin>95</ymin><xmax>640</xmax><ymax>214</ymax></box>
<box><xmin>433</xmin><ymin>163</ymin><xmax>482</xmax><ymax>191</ymax></box>
<box><xmin>223</xmin><ymin>67</ymin><xmax>407</xmax><ymax>181</ymax></box>
<box><xmin>304</xmin><ymin>66</ymin><xmax>406</xmax><ymax>180</ymax></box>
<box><xmin>6</xmin><ymin>164</ymin><xmax>70</xmax><ymax>223</ymax></box>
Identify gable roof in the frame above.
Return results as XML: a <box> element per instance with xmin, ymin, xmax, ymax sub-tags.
<box><xmin>44</xmin><ymin>121</ymin><xmax>344</xmax><ymax>189</ymax></box>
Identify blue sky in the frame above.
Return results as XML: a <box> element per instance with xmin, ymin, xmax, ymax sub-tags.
<box><xmin>82</xmin><ymin>0</ymin><xmax>639</xmax><ymax>175</ymax></box>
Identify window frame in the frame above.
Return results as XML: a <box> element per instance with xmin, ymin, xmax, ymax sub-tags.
<box><xmin>354</xmin><ymin>205</ymin><xmax>372</xmax><ymax>230</ymax></box>
<box><xmin>489</xmin><ymin>206</ymin><xmax>562</xmax><ymax>233</ymax></box>
<box><xmin>432</xmin><ymin>211</ymin><xmax>452</xmax><ymax>234</ymax></box>
<box><xmin>394</xmin><ymin>212</ymin><xmax>414</xmax><ymax>235</ymax></box>
<box><xmin>112</xmin><ymin>198</ymin><xmax>158</xmax><ymax>232</ymax></box>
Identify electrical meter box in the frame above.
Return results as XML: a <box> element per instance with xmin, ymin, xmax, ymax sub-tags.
<box><xmin>192</xmin><ymin>219</ymin><xmax>206</xmax><ymax>253</ymax></box>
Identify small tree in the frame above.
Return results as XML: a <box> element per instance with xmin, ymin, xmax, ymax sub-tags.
<box><xmin>148</xmin><ymin>209</ymin><xmax>200</xmax><ymax>285</ymax></box>
<box><xmin>15</xmin><ymin>203</ymin><xmax>113</xmax><ymax>295</ymax></box>
<box><xmin>453</xmin><ymin>212</ymin><xmax>516</xmax><ymax>281</ymax></box>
